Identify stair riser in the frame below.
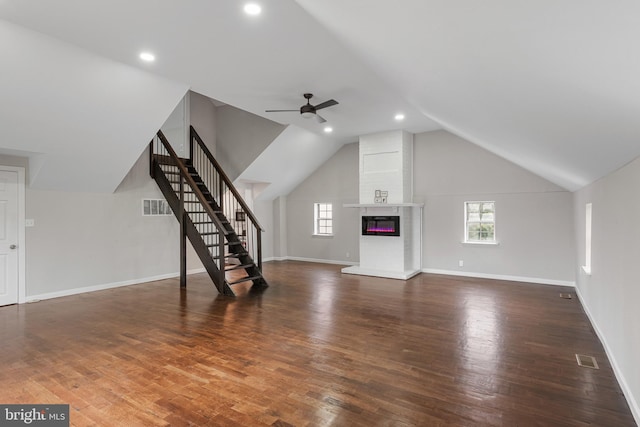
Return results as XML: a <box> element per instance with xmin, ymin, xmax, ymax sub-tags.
<box><xmin>151</xmin><ymin>134</ymin><xmax>267</xmax><ymax>295</ymax></box>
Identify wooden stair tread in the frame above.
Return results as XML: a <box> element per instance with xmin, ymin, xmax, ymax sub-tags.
<box><xmin>205</xmin><ymin>243</ymin><xmax>225</xmax><ymax>248</ymax></box>
<box><xmin>152</xmin><ymin>143</ymin><xmax>267</xmax><ymax>297</ymax></box>
<box><xmin>225</xmin><ymin>263</ymin><xmax>255</xmax><ymax>271</ymax></box>
<box><xmin>186</xmin><ymin>211</ymin><xmax>222</xmax><ymax>215</ymax></box>
<box><xmin>213</xmin><ymin>253</ymin><xmax>241</xmax><ymax>260</ymax></box>
<box><xmin>227</xmin><ymin>275</ymin><xmax>263</xmax><ymax>285</ymax></box>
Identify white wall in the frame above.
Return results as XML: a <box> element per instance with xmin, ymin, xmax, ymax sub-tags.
<box><xmin>190</xmin><ymin>91</ymin><xmax>217</xmax><ymax>155</ymax></box>
<box><xmin>161</xmin><ymin>94</ymin><xmax>189</xmax><ymax>157</ymax></box>
<box><xmin>216</xmin><ymin>105</ymin><xmax>286</xmax><ymax>181</ymax></box>
<box><xmin>3</xmin><ymin>94</ymin><xmax>277</xmax><ymax>299</ymax></box>
<box><xmin>253</xmin><ymin>199</ymin><xmax>275</xmax><ymax>261</ymax></box>
<box><xmin>284</xmin><ymin>130</ymin><xmax>575</xmax><ymax>285</ymax></box>
<box><xmin>270</xmin><ymin>196</ymin><xmax>288</xmax><ymax>260</ymax></box>
<box><xmin>573</xmin><ymin>156</ymin><xmax>640</xmax><ymax>422</ymax></box>
<box><xmin>415</xmin><ymin>130</ymin><xmax>575</xmax><ymax>284</ymax></box>
<box><xmin>23</xmin><ymin>148</ymin><xmax>203</xmax><ymax>299</ymax></box>
<box><xmin>286</xmin><ymin>143</ymin><xmax>360</xmax><ymax>264</ymax></box>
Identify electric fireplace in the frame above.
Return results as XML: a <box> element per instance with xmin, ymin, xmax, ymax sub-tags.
<box><xmin>362</xmin><ymin>216</ymin><xmax>400</xmax><ymax>236</ymax></box>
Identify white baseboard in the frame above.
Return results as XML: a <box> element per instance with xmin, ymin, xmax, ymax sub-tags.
<box><xmin>25</xmin><ymin>269</ymin><xmax>206</xmax><ymax>303</ymax></box>
<box><xmin>342</xmin><ymin>265</ymin><xmax>421</xmax><ymax>280</ymax></box>
<box><xmin>575</xmin><ymin>287</ymin><xmax>640</xmax><ymax>425</ymax></box>
<box><xmin>421</xmin><ymin>268</ymin><xmax>575</xmax><ymax>287</ymax></box>
<box><xmin>263</xmin><ymin>260</ymin><xmax>574</xmax><ymax>287</ymax></box>
<box><xmin>266</xmin><ymin>256</ymin><xmax>356</xmax><ymax>266</ymax></box>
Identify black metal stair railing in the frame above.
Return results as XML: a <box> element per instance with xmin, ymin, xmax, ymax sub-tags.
<box><xmin>149</xmin><ymin>128</ymin><xmax>267</xmax><ymax>296</ymax></box>
<box><xmin>189</xmin><ymin>126</ymin><xmax>264</xmax><ymax>271</ymax></box>
<box><xmin>150</xmin><ymin>130</ymin><xmax>234</xmax><ymax>295</ymax></box>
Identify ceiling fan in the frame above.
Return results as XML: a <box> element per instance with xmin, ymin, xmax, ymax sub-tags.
<box><xmin>266</xmin><ymin>93</ymin><xmax>338</xmax><ymax>123</ymax></box>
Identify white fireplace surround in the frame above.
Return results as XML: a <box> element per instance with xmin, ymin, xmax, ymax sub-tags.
<box><xmin>342</xmin><ymin>130</ymin><xmax>423</xmax><ymax>280</ymax></box>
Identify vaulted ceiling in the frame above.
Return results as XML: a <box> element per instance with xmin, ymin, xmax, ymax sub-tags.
<box><xmin>1</xmin><ymin>1</ymin><xmax>639</xmax><ymax>192</ymax></box>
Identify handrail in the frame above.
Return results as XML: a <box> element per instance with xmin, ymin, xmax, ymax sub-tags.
<box><xmin>190</xmin><ymin>126</ymin><xmax>264</xmax><ymax>231</ymax></box>
<box><xmin>151</xmin><ymin>127</ymin><xmax>266</xmax><ymax>288</ymax></box>
<box><xmin>155</xmin><ymin>130</ymin><xmax>228</xmax><ymax>235</ymax></box>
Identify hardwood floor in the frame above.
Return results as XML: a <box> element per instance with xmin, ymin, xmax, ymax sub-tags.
<box><xmin>0</xmin><ymin>261</ymin><xmax>636</xmax><ymax>426</ymax></box>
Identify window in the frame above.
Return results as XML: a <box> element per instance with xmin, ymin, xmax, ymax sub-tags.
<box><xmin>465</xmin><ymin>201</ymin><xmax>495</xmax><ymax>243</ymax></box>
<box><xmin>314</xmin><ymin>203</ymin><xmax>333</xmax><ymax>236</ymax></box>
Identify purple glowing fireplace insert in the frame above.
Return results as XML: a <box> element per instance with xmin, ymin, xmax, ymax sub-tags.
<box><xmin>362</xmin><ymin>216</ymin><xmax>400</xmax><ymax>236</ymax></box>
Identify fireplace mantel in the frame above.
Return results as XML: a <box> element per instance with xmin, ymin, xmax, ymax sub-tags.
<box><xmin>342</xmin><ymin>130</ymin><xmax>423</xmax><ymax>280</ymax></box>
<box><xmin>342</xmin><ymin>203</ymin><xmax>423</xmax><ymax>280</ymax></box>
<box><xmin>343</xmin><ymin>203</ymin><xmax>423</xmax><ymax>208</ymax></box>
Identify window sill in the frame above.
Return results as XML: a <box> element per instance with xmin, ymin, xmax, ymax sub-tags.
<box><xmin>582</xmin><ymin>266</ymin><xmax>591</xmax><ymax>276</ymax></box>
<box><xmin>313</xmin><ymin>234</ymin><xmax>334</xmax><ymax>238</ymax></box>
<box><xmin>462</xmin><ymin>241</ymin><xmax>499</xmax><ymax>246</ymax></box>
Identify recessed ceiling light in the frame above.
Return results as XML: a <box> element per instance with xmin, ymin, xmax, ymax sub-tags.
<box><xmin>394</xmin><ymin>113</ymin><xmax>405</xmax><ymax>121</ymax></box>
<box><xmin>139</xmin><ymin>52</ymin><xmax>155</xmax><ymax>62</ymax></box>
<box><xmin>324</xmin><ymin>126</ymin><xmax>333</xmax><ymax>133</ymax></box>
<box><xmin>244</xmin><ymin>3</ymin><xmax>262</xmax><ymax>16</ymax></box>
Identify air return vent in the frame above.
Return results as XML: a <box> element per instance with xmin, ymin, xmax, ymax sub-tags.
<box><xmin>142</xmin><ymin>199</ymin><xmax>172</xmax><ymax>216</ymax></box>
<box><xmin>575</xmin><ymin>354</ymin><xmax>599</xmax><ymax>369</ymax></box>
<box><xmin>559</xmin><ymin>293</ymin><xmax>573</xmax><ymax>299</ymax></box>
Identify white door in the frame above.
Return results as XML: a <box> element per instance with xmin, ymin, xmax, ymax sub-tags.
<box><xmin>0</xmin><ymin>170</ymin><xmax>19</xmax><ymax>306</ymax></box>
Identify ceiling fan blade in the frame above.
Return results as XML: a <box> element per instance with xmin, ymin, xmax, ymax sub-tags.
<box><xmin>316</xmin><ymin>114</ymin><xmax>327</xmax><ymax>123</ymax></box>
<box><xmin>265</xmin><ymin>109</ymin><xmax>299</xmax><ymax>112</ymax></box>
<box><xmin>313</xmin><ymin>99</ymin><xmax>338</xmax><ymax>110</ymax></box>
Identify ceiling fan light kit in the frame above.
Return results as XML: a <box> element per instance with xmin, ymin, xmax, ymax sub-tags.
<box><xmin>266</xmin><ymin>93</ymin><xmax>338</xmax><ymax>126</ymax></box>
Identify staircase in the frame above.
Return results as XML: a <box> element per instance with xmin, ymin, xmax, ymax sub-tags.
<box><xmin>149</xmin><ymin>127</ymin><xmax>267</xmax><ymax>296</ymax></box>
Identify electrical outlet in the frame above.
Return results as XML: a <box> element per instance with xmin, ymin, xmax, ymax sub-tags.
<box><xmin>25</xmin><ymin>219</ymin><xmax>35</xmax><ymax>227</ymax></box>
<box><xmin>346</xmin><ymin>252</ymin><xmax>350</xmax><ymax>258</ymax></box>
<box><xmin>458</xmin><ymin>260</ymin><xmax>464</xmax><ymax>267</ymax></box>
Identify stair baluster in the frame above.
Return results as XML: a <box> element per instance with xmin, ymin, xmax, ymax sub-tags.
<box><xmin>149</xmin><ymin>129</ymin><xmax>267</xmax><ymax>296</ymax></box>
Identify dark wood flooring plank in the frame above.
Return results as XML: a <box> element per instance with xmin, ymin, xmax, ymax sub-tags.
<box><xmin>0</xmin><ymin>261</ymin><xmax>636</xmax><ymax>426</ymax></box>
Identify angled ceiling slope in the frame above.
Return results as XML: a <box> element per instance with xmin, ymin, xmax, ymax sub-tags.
<box><xmin>4</xmin><ymin>1</ymin><xmax>639</xmax><ymax>192</ymax></box>
<box><xmin>237</xmin><ymin>126</ymin><xmax>344</xmax><ymax>201</ymax></box>
<box><xmin>0</xmin><ymin>19</ymin><xmax>188</xmax><ymax>192</ymax></box>
<box><xmin>0</xmin><ymin>0</ymin><xmax>439</xmax><ymax>148</ymax></box>
<box><xmin>297</xmin><ymin>0</ymin><xmax>640</xmax><ymax>191</ymax></box>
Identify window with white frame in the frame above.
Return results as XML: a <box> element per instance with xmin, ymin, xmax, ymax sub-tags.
<box><xmin>314</xmin><ymin>203</ymin><xmax>333</xmax><ymax>236</ymax></box>
<box><xmin>464</xmin><ymin>201</ymin><xmax>496</xmax><ymax>243</ymax></box>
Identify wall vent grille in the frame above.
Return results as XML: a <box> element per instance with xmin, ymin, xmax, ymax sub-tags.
<box><xmin>142</xmin><ymin>199</ymin><xmax>172</xmax><ymax>216</ymax></box>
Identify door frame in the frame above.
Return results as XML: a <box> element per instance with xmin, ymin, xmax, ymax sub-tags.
<box><xmin>0</xmin><ymin>166</ymin><xmax>26</xmax><ymax>304</ymax></box>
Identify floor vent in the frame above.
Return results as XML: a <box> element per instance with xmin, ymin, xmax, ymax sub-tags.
<box><xmin>575</xmin><ymin>354</ymin><xmax>599</xmax><ymax>369</ymax></box>
<box><xmin>559</xmin><ymin>293</ymin><xmax>573</xmax><ymax>299</ymax></box>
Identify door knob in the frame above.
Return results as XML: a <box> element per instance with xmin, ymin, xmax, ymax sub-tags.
<box><xmin>9</xmin><ymin>244</ymin><xmax>16</xmax><ymax>249</ymax></box>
